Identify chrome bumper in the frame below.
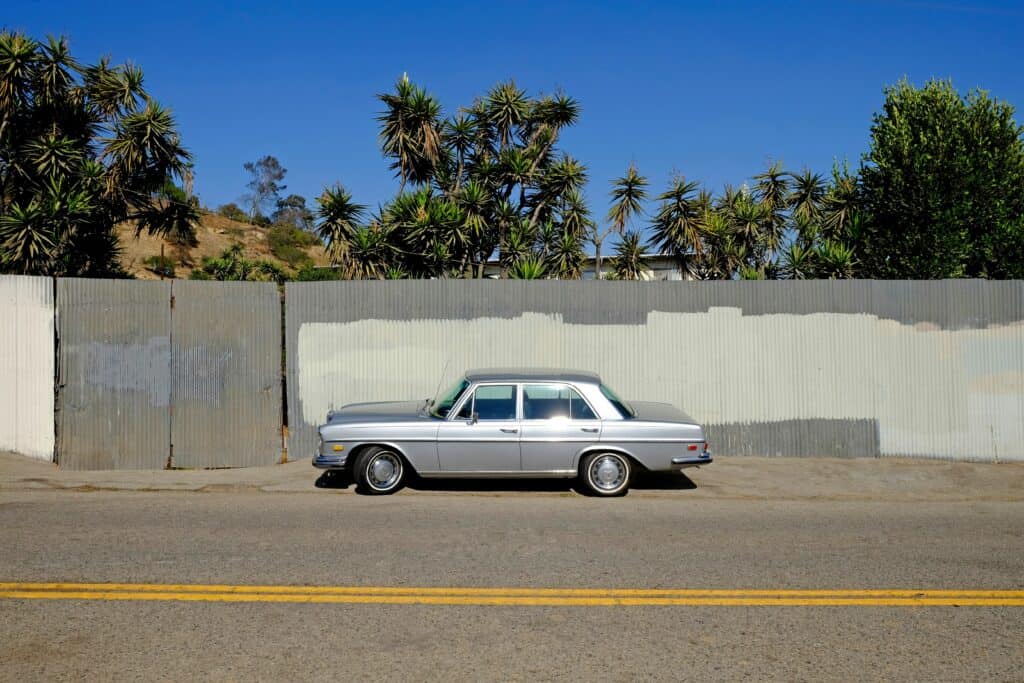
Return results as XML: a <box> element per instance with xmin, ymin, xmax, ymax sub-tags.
<box><xmin>312</xmin><ymin>453</ymin><xmax>348</xmax><ymax>469</ymax></box>
<box><xmin>671</xmin><ymin>453</ymin><xmax>713</xmax><ymax>467</ymax></box>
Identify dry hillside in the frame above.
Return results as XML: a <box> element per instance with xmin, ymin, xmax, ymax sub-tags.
<box><xmin>117</xmin><ymin>212</ymin><xmax>330</xmax><ymax>280</ymax></box>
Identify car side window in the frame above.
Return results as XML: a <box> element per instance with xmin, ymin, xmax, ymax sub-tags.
<box><xmin>523</xmin><ymin>384</ymin><xmax>597</xmax><ymax>420</ymax></box>
<box><xmin>457</xmin><ymin>384</ymin><xmax>517</xmax><ymax>421</ymax></box>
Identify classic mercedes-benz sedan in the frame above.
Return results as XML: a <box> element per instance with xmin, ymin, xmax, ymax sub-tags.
<box><xmin>313</xmin><ymin>368</ymin><xmax>711</xmax><ymax>496</ymax></box>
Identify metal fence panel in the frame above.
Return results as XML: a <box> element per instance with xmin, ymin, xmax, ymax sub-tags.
<box><xmin>286</xmin><ymin>280</ymin><xmax>1024</xmax><ymax>462</ymax></box>
<box><xmin>56</xmin><ymin>279</ymin><xmax>171</xmax><ymax>470</ymax></box>
<box><xmin>0</xmin><ymin>276</ymin><xmax>55</xmax><ymax>460</ymax></box>
<box><xmin>169</xmin><ymin>281</ymin><xmax>282</xmax><ymax>468</ymax></box>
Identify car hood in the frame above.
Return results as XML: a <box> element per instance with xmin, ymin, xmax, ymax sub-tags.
<box><xmin>326</xmin><ymin>400</ymin><xmax>425</xmax><ymax>424</ymax></box>
<box><xmin>629</xmin><ymin>400</ymin><xmax>699</xmax><ymax>425</ymax></box>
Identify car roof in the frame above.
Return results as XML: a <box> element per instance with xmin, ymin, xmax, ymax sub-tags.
<box><xmin>465</xmin><ymin>368</ymin><xmax>602</xmax><ymax>384</ymax></box>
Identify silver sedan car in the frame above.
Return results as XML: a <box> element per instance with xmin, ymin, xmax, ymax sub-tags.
<box><xmin>313</xmin><ymin>368</ymin><xmax>711</xmax><ymax>496</ymax></box>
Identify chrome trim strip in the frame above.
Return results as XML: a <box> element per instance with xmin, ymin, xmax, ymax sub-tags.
<box><xmin>418</xmin><ymin>469</ymin><xmax>576</xmax><ymax>478</ymax></box>
<box><xmin>602</xmin><ymin>438</ymin><xmax>704</xmax><ymax>444</ymax></box>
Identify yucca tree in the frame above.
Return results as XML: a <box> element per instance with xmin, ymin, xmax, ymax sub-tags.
<box><xmin>316</xmin><ymin>184</ymin><xmax>367</xmax><ymax>267</ymax></box>
<box><xmin>0</xmin><ymin>31</ymin><xmax>198</xmax><ymax>275</ymax></box>
<box><xmin>816</xmin><ymin>239</ymin><xmax>856</xmax><ymax>278</ymax></box>
<box><xmin>499</xmin><ymin>220</ymin><xmax>534</xmax><ymax>273</ymax></box>
<box><xmin>611</xmin><ymin>231</ymin><xmax>646</xmax><ymax>280</ymax></box>
<box><xmin>345</xmin><ymin>224</ymin><xmax>393</xmax><ymax>279</ymax></box>
<box><xmin>377</xmin><ymin>75</ymin><xmax>443</xmax><ymax>192</ymax></box>
<box><xmin>485</xmin><ymin>81</ymin><xmax>530</xmax><ymax>151</ymax></box>
<box><xmin>546</xmin><ymin>228</ymin><xmax>585</xmax><ymax>279</ymax></box>
<box><xmin>821</xmin><ymin>163</ymin><xmax>861</xmax><ymax>240</ymax></box>
<box><xmin>788</xmin><ymin>168</ymin><xmax>825</xmax><ymax>225</ymax></box>
<box><xmin>779</xmin><ymin>243</ymin><xmax>816</xmax><ymax>279</ymax></box>
<box><xmin>371</xmin><ymin>77</ymin><xmax>586</xmax><ymax>277</ymax></box>
<box><xmin>753</xmin><ymin>161</ymin><xmax>790</xmax><ymax>259</ymax></box>
<box><xmin>509</xmin><ymin>254</ymin><xmax>547</xmax><ymax>279</ymax></box>
<box><xmin>596</xmin><ymin>163</ymin><xmax>648</xmax><ymax>279</ymax></box>
<box><xmin>647</xmin><ymin>177</ymin><xmax>705</xmax><ymax>272</ymax></box>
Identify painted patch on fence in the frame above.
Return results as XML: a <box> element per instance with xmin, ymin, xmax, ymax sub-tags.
<box><xmin>73</xmin><ymin>337</ymin><xmax>172</xmax><ymax>408</ymax></box>
<box><xmin>0</xmin><ymin>276</ymin><xmax>55</xmax><ymax>461</ymax></box>
<box><xmin>296</xmin><ymin>309</ymin><xmax>1024</xmax><ymax>461</ymax></box>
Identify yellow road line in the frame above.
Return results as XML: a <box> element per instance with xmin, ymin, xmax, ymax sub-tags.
<box><xmin>0</xmin><ymin>583</ymin><xmax>1022</xmax><ymax>606</ymax></box>
<box><xmin>2</xmin><ymin>582</ymin><xmax>1024</xmax><ymax>597</ymax></box>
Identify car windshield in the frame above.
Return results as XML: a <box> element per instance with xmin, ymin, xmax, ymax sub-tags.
<box><xmin>430</xmin><ymin>378</ymin><xmax>470</xmax><ymax>418</ymax></box>
<box><xmin>599</xmin><ymin>383</ymin><xmax>635</xmax><ymax>418</ymax></box>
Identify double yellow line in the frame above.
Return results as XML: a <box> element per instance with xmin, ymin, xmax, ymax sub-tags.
<box><xmin>2</xmin><ymin>582</ymin><xmax>1023</xmax><ymax>606</ymax></box>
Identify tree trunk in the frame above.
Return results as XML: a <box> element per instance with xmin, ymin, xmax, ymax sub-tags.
<box><xmin>594</xmin><ymin>241</ymin><xmax>603</xmax><ymax>280</ymax></box>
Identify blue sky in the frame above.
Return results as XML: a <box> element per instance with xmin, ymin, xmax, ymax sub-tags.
<box><xmin>6</xmin><ymin>1</ymin><xmax>1024</xmax><ymax>234</ymax></box>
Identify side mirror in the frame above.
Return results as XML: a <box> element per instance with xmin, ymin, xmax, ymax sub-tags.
<box><xmin>468</xmin><ymin>412</ymin><xmax>479</xmax><ymax>425</ymax></box>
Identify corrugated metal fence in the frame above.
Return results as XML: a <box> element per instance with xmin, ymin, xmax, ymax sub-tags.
<box><xmin>0</xmin><ymin>275</ymin><xmax>55</xmax><ymax>461</ymax></box>
<box><xmin>286</xmin><ymin>280</ymin><xmax>1024</xmax><ymax>462</ymax></box>
<box><xmin>56</xmin><ymin>279</ymin><xmax>282</xmax><ymax>470</ymax></box>
<box><xmin>1</xmin><ymin>276</ymin><xmax>1021</xmax><ymax>467</ymax></box>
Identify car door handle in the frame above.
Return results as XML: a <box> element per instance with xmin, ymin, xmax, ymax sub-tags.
<box><xmin>500</xmin><ymin>428</ymin><xmax>519</xmax><ymax>434</ymax></box>
<box><xmin>580</xmin><ymin>427</ymin><xmax>599</xmax><ymax>433</ymax></box>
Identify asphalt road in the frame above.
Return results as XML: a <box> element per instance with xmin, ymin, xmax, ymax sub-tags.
<box><xmin>1</xmin><ymin>465</ymin><xmax>1023</xmax><ymax>681</ymax></box>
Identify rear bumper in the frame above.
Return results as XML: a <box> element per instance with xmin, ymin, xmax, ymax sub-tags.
<box><xmin>671</xmin><ymin>453</ymin><xmax>712</xmax><ymax>468</ymax></box>
<box><xmin>312</xmin><ymin>453</ymin><xmax>348</xmax><ymax>470</ymax></box>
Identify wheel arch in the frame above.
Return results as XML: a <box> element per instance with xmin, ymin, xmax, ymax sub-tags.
<box><xmin>348</xmin><ymin>442</ymin><xmax>418</xmax><ymax>475</ymax></box>
<box><xmin>573</xmin><ymin>444</ymin><xmax>647</xmax><ymax>475</ymax></box>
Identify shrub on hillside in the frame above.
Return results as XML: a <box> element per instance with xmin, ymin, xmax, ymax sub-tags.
<box><xmin>217</xmin><ymin>203</ymin><xmax>249</xmax><ymax>223</ymax></box>
<box><xmin>268</xmin><ymin>224</ymin><xmax>318</xmax><ymax>268</ymax></box>
<box><xmin>143</xmin><ymin>255</ymin><xmax>176</xmax><ymax>277</ymax></box>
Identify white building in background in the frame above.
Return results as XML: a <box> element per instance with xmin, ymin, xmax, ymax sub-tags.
<box><xmin>483</xmin><ymin>254</ymin><xmax>690</xmax><ymax>280</ymax></box>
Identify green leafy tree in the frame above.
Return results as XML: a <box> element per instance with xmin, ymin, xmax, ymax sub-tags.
<box><xmin>243</xmin><ymin>155</ymin><xmax>287</xmax><ymax>220</ymax></box>
<box><xmin>0</xmin><ymin>31</ymin><xmax>198</xmax><ymax>275</ymax></box>
<box><xmin>273</xmin><ymin>194</ymin><xmax>314</xmax><ymax>230</ymax></box>
<box><xmin>858</xmin><ymin>79</ymin><xmax>1024</xmax><ymax>278</ymax></box>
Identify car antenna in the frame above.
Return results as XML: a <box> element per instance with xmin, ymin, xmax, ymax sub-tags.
<box><xmin>429</xmin><ymin>358</ymin><xmax>451</xmax><ymax>409</ymax></box>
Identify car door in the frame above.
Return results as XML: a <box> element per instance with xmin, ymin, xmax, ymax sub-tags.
<box><xmin>436</xmin><ymin>383</ymin><xmax>521</xmax><ymax>472</ymax></box>
<box><xmin>519</xmin><ymin>383</ymin><xmax>602</xmax><ymax>473</ymax></box>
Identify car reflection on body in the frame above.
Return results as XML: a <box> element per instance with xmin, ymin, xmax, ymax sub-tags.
<box><xmin>314</xmin><ymin>368</ymin><xmax>711</xmax><ymax>496</ymax></box>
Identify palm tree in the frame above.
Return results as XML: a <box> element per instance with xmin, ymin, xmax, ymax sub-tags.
<box><xmin>647</xmin><ymin>176</ymin><xmax>705</xmax><ymax>271</ymax></box>
<box><xmin>597</xmin><ymin>163</ymin><xmax>648</xmax><ymax>279</ymax></box>
<box><xmin>611</xmin><ymin>231</ymin><xmax>646</xmax><ymax>280</ymax></box>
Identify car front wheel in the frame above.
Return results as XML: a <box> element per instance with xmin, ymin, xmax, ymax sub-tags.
<box><xmin>579</xmin><ymin>452</ymin><xmax>631</xmax><ymax>497</ymax></box>
<box><xmin>354</xmin><ymin>447</ymin><xmax>406</xmax><ymax>495</ymax></box>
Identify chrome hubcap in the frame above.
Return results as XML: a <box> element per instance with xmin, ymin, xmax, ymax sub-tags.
<box><xmin>367</xmin><ymin>452</ymin><xmax>401</xmax><ymax>489</ymax></box>
<box><xmin>591</xmin><ymin>455</ymin><xmax>626</xmax><ymax>490</ymax></box>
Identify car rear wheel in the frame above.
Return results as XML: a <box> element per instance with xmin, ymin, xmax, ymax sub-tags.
<box><xmin>579</xmin><ymin>452</ymin><xmax>631</xmax><ymax>497</ymax></box>
<box><xmin>354</xmin><ymin>447</ymin><xmax>406</xmax><ymax>495</ymax></box>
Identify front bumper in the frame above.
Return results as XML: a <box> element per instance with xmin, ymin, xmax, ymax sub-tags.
<box><xmin>312</xmin><ymin>453</ymin><xmax>348</xmax><ymax>470</ymax></box>
<box><xmin>671</xmin><ymin>453</ymin><xmax>713</xmax><ymax>468</ymax></box>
